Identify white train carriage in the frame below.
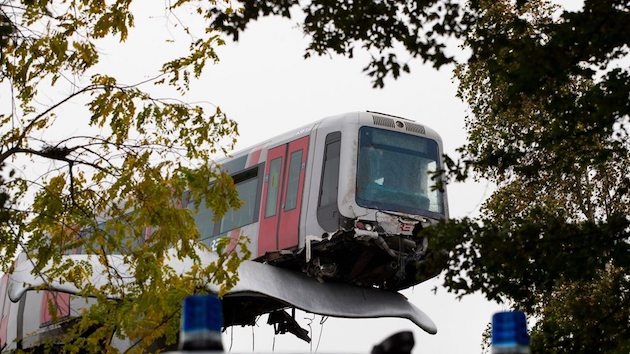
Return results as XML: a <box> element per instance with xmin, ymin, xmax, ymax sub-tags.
<box><xmin>0</xmin><ymin>111</ymin><xmax>448</xmax><ymax>350</ymax></box>
<box><xmin>193</xmin><ymin>111</ymin><xmax>448</xmax><ymax>290</ymax></box>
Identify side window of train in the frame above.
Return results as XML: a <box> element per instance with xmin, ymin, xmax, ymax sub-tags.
<box><xmin>317</xmin><ymin>131</ymin><xmax>342</xmax><ymax>231</ymax></box>
<box><xmin>191</xmin><ymin>197</ymin><xmax>215</xmax><ymax>239</ymax></box>
<box><xmin>284</xmin><ymin>149</ymin><xmax>303</xmax><ymax>211</ymax></box>
<box><xmin>190</xmin><ymin>164</ymin><xmax>264</xmax><ymax>240</ymax></box>
<box><xmin>265</xmin><ymin>157</ymin><xmax>283</xmax><ymax>218</ymax></box>
<box><xmin>220</xmin><ymin>166</ymin><xmax>262</xmax><ymax>234</ymax></box>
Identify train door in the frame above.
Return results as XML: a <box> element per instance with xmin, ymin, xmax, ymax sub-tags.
<box><xmin>258</xmin><ymin>136</ymin><xmax>309</xmax><ymax>256</ymax></box>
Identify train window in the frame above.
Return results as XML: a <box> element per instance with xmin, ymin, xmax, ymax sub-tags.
<box><xmin>220</xmin><ymin>171</ymin><xmax>259</xmax><ymax>233</ymax></box>
<box><xmin>317</xmin><ymin>132</ymin><xmax>342</xmax><ymax>231</ymax></box>
<box><xmin>191</xmin><ymin>197</ymin><xmax>215</xmax><ymax>239</ymax></box>
<box><xmin>188</xmin><ymin>164</ymin><xmax>263</xmax><ymax>238</ymax></box>
<box><xmin>319</xmin><ymin>136</ymin><xmax>341</xmax><ymax>207</ymax></box>
<box><xmin>284</xmin><ymin>150</ymin><xmax>303</xmax><ymax>211</ymax></box>
<box><xmin>78</xmin><ymin>218</ymin><xmax>142</xmax><ymax>255</ymax></box>
<box><xmin>356</xmin><ymin>127</ymin><xmax>444</xmax><ymax>217</ymax></box>
<box><xmin>265</xmin><ymin>157</ymin><xmax>282</xmax><ymax>218</ymax></box>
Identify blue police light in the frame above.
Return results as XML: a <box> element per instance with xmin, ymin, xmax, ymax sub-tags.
<box><xmin>491</xmin><ymin>311</ymin><xmax>529</xmax><ymax>353</ymax></box>
<box><xmin>179</xmin><ymin>294</ymin><xmax>224</xmax><ymax>351</ymax></box>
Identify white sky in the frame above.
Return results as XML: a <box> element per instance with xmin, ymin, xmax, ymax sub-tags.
<box><xmin>158</xmin><ymin>12</ymin><xmax>502</xmax><ymax>354</ymax></box>
<box><xmin>3</xmin><ymin>0</ymin><xmax>593</xmax><ymax>352</ymax></box>
<box><xmin>3</xmin><ymin>1</ymin><xmax>513</xmax><ymax>352</ymax></box>
<box><xmin>91</xmin><ymin>3</ymin><xmax>504</xmax><ymax>353</ymax></box>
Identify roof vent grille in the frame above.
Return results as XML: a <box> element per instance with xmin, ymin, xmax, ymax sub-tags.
<box><xmin>373</xmin><ymin>116</ymin><xmax>395</xmax><ymax>128</ymax></box>
<box><xmin>406</xmin><ymin>123</ymin><xmax>426</xmax><ymax>135</ymax></box>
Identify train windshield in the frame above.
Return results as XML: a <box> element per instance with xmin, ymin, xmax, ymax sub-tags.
<box><xmin>356</xmin><ymin>126</ymin><xmax>444</xmax><ymax>217</ymax></box>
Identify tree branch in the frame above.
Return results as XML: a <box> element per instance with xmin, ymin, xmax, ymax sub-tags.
<box><xmin>13</xmin><ymin>85</ymin><xmax>101</xmax><ymax>147</ymax></box>
<box><xmin>0</xmin><ymin>146</ymin><xmax>104</xmax><ymax>170</ymax></box>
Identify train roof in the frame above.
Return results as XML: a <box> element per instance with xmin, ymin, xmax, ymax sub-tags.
<box><xmin>217</xmin><ymin>111</ymin><xmax>444</xmax><ymax>164</ymax></box>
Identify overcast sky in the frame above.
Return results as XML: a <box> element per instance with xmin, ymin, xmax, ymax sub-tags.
<box><xmin>4</xmin><ymin>1</ymin><xmax>539</xmax><ymax>352</ymax></box>
<box><xmin>0</xmin><ymin>0</ymin><xmax>592</xmax><ymax>352</ymax></box>
<box><xmin>165</xmin><ymin>11</ymin><xmax>502</xmax><ymax>354</ymax></box>
<box><xmin>87</xmin><ymin>3</ymin><xmax>506</xmax><ymax>353</ymax></box>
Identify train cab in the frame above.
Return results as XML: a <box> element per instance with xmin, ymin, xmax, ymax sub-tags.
<box><xmin>196</xmin><ymin>111</ymin><xmax>448</xmax><ymax>290</ymax></box>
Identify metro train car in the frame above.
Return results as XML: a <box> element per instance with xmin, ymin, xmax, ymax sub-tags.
<box><xmin>0</xmin><ymin>111</ymin><xmax>448</xmax><ymax>350</ymax></box>
<box><xmin>193</xmin><ymin>110</ymin><xmax>449</xmax><ymax>290</ymax></box>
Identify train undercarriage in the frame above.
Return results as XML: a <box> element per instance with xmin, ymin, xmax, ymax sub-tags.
<box><xmin>258</xmin><ymin>212</ymin><xmax>443</xmax><ymax>291</ymax></box>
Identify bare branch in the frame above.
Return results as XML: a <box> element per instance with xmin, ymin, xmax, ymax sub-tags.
<box><xmin>13</xmin><ymin>85</ymin><xmax>102</xmax><ymax>148</ymax></box>
<box><xmin>1</xmin><ymin>146</ymin><xmax>104</xmax><ymax>170</ymax></box>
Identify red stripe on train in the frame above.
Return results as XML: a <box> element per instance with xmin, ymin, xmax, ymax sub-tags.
<box><xmin>0</xmin><ymin>316</ymin><xmax>7</xmax><ymax>348</ymax></box>
<box><xmin>0</xmin><ymin>274</ymin><xmax>9</xmax><ymax>347</ymax></box>
<box><xmin>40</xmin><ymin>291</ymin><xmax>70</xmax><ymax>325</ymax></box>
<box><xmin>246</xmin><ymin>145</ymin><xmax>263</xmax><ymax>168</ymax></box>
<box><xmin>227</xmin><ymin>229</ymin><xmax>241</xmax><ymax>253</ymax></box>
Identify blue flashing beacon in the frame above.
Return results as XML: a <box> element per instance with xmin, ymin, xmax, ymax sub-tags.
<box><xmin>491</xmin><ymin>311</ymin><xmax>530</xmax><ymax>354</ymax></box>
<box><xmin>179</xmin><ymin>294</ymin><xmax>224</xmax><ymax>351</ymax></box>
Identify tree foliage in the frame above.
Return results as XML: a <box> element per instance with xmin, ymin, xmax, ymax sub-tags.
<box><xmin>529</xmin><ymin>266</ymin><xmax>629</xmax><ymax>353</ymax></box>
<box><xmin>209</xmin><ymin>0</ymin><xmax>630</xmax><ymax>351</ymax></box>
<box><xmin>449</xmin><ymin>1</ymin><xmax>630</xmax><ymax>350</ymax></box>
<box><xmin>0</xmin><ymin>0</ymin><xmax>250</xmax><ymax>352</ymax></box>
<box><xmin>2</xmin><ymin>0</ymin><xmax>629</xmax><ymax>352</ymax></box>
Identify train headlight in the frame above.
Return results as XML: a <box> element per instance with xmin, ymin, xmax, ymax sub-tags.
<box><xmin>355</xmin><ymin>221</ymin><xmax>374</xmax><ymax>231</ymax></box>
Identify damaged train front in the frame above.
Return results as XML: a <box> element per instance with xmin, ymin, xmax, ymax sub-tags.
<box><xmin>304</xmin><ymin>122</ymin><xmax>449</xmax><ymax>291</ymax></box>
